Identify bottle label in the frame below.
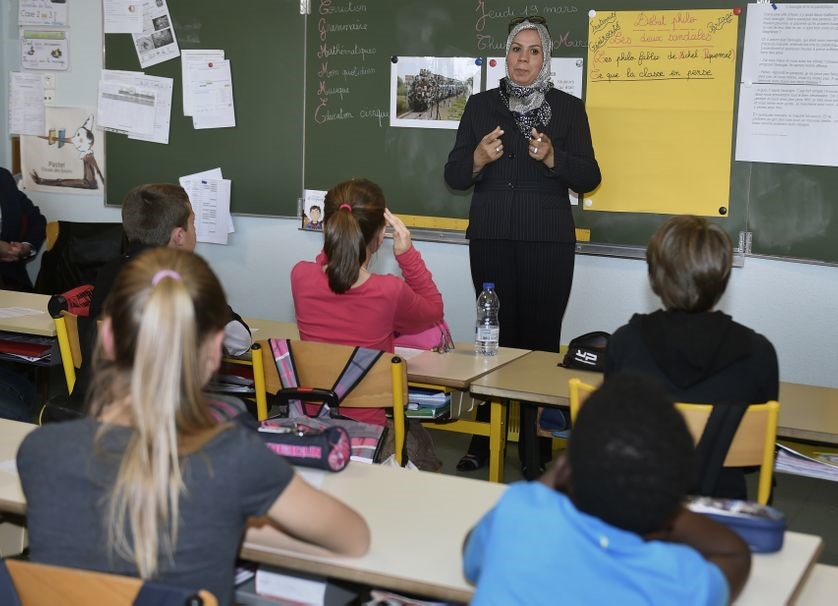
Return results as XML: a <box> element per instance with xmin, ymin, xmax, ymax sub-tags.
<box><xmin>476</xmin><ymin>327</ymin><xmax>500</xmax><ymax>341</ymax></box>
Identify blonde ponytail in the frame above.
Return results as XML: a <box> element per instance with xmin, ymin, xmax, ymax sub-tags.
<box><xmin>89</xmin><ymin>248</ymin><xmax>228</xmax><ymax>578</ymax></box>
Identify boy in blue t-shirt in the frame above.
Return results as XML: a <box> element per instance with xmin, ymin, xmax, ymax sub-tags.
<box><xmin>463</xmin><ymin>375</ymin><xmax>751</xmax><ymax>605</ymax></box>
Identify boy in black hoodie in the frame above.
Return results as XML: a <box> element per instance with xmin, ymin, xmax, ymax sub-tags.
<box><xmin>605</xmin><ymin>215</ymin><xmax>778</xmax><ymax>498</ymax></box>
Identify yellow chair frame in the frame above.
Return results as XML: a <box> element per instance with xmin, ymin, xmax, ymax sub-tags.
<box><xmin>568</xmin><ymin>378</ymin><xmax>780</xmax><ymax>504</ymax></box>
<box><xmin>3</xmin><ymin>559</ymin><xmax>217</xmax><ymax>606</ymax></box>
<box><xmin>53</xmin><ymin>311</ymin><xmax>82</xmax><ymax>394</ymax></box>
<box><xmin>251</xmin><ymin>339</ymin><xmax>408</xmax><ymax>466</ymax></box>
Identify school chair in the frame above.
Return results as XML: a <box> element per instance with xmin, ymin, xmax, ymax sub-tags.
<box><xmin>251</xmin><ymin>339</ymin><xmax>408</xmax><ymax>466</ymax></box>
<box><xmin>567</xmin><ymin>377</ymin><xmax>780</xmax><ymax>505</ymax></box>
<box><xmin>677</xmin><ymin>401</ymin><xmax>780</xmax><ymax>505</ymax></box>
<box><xmin>52</xmin><ymin>310</ymin><xmax>82</xmax><ymax>395</ymax></box>
<box><xmin>1</xmin><ymin>559</ymin><xmax>217</xmax><ymax>606</ymax></box>
<box><xmin>568</xmin><ymin>377</ymin><xmax>597</xmax><ymax>424</ymax></box>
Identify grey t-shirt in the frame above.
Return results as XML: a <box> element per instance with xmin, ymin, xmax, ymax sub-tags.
<box><xmin>17</xmin><ymin>418</ymin><xmax>293</xmax><ymax>606</ymax></box>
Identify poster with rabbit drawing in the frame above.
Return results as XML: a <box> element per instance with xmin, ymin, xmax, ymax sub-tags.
<box><xmin>21</xmin><ymin>106</ymin><xmax>106</xmax><ymax>195</ymax></box>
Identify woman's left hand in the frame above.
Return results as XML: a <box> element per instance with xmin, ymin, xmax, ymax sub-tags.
<box><xmin>384</xmin><ymin>209</ymin><xmax>412</xmax><ymax>256</ymax></box>
<box><xmin>529</xmin><ymin>128</ymin><xmax>555</xmax><ymax>169</ymax></box>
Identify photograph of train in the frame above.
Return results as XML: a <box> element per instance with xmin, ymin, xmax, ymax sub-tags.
<box><xmin>390</xmin><ymin>57</ymin><xmax>481</xmax><ymax>129</ymax></box>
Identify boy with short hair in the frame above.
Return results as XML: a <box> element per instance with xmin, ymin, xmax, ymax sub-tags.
<box><xmin>463</xmin><ymin>375</ymin><xmax>751</xmax><ymax>605</ymax></box>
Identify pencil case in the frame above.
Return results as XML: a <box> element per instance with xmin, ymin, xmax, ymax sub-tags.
<box><xmin>238</xmin><ymin>414</ymin><xmax>351</xmax><ymax>472</ymax></box>
<box><xmin>686</xmin><ymin>496</ymin><xmax>786</xmax><ymax>553</ymax></box>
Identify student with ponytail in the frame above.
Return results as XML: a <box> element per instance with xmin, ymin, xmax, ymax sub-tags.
<box><xmin>18</xmin><ymin>248</ymin><xmax>369</xmax><ymax>605</ymax></box>
<box><xmin>291</xmin><ymin>178</ymin><xmax>444</xmax><ymax>427</ymax></box>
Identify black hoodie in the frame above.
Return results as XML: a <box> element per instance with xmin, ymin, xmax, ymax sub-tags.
<box><xmin>606</xmin><ymin>310</ymin><xmax>778</xmax><ymax>407</ymax></box>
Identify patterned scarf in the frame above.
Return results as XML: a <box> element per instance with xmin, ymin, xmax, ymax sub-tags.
<box><xmin>499</xmin><ymin>22</ymin><xmax>554</xmax><ymax>138</ymax></box>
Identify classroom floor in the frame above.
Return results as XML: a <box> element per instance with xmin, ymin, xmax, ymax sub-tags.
<box><xmin>428</xmin><ymin>429</ymin><xmax>838</xmax><ymax>566</ymax></box>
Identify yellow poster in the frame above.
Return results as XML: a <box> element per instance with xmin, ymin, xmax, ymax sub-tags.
<box><xmin>585</xmin><ymin>9</ymin><xmax>738</xmax><ymax>216</ymax></box>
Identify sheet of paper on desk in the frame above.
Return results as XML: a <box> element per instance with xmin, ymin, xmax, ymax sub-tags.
<box><xmin>0</xmin><ymin>307</ymin><xmax>44</xmax><ymax>318</ymax></box>
<box><xmin>256</xmin><ymin>567</ymin><xmax>326</xmax><ymax>605</ymax></box>
<box><xmin>395</xmin><ymin>346</ymin><xmax>425</xmax><ymax>360</ymax></box>
<box><xmin>775</xmin><ymin>443</ymin><xmax>838</xmax><ymax>482</ymax></box>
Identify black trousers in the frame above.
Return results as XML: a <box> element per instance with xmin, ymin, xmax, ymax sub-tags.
<box><xmin>466</xmin><ymin>240</ymin><xmax>575</xmax><ymax>478</ymax></box>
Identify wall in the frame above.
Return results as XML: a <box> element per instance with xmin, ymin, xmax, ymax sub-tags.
<box><xmin>2</xmin><ymin>0</ymin><xmax>836</xmax><ymax>388</ymax></box>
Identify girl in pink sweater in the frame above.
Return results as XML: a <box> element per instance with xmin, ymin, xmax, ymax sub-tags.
<box><xmin>291</xmin><ymin>178</ymin><xmax>443</xmax><ymax>426</ymax></box>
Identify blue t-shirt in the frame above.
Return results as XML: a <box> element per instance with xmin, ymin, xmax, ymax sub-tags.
<box><xmin>463</xmin><ymin>482</ymin><xmax>729</xmax><ymax>606</ymax></box>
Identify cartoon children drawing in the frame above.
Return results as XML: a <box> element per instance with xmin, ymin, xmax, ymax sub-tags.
<box><xmin>31</xmin><ymin>114</ymin><xmax>104</xmax><ymax>190</ymax></box>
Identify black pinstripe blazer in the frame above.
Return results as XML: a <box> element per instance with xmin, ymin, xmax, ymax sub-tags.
<box><xmin>445</xmin><ymin>89</ymin><xmax>601</xmax><ymax>243</ymax></box>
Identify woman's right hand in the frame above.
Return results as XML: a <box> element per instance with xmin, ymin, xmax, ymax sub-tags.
<box><xmin>472</xmin><ymin>126</ymin><xmax>505</xmax><ymax>174</ymax></box>
<box><xmin>385</xmin><ymin>208</ymin><xmax>412</xmax><ymax>256</ymax></box>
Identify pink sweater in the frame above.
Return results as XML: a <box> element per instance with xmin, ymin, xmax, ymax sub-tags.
<box><xmin>291</xmin><ymin>246</ymin><xmax>444</xmax><ymax>425</ymax></box>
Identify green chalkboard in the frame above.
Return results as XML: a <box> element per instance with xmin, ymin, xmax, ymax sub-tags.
<box><xmin>104</xmin><ymin>0</ymin><xmax>304</xmax><ymax>215</ymax></box>
<box><xmin>105</xmin><ymin>0</ymin><xmax>838</xmax><ymax>263</ymax></box>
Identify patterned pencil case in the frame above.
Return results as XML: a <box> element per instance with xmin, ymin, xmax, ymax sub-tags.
<box><xmin>254</xmin><ymin>419</ymin><xmax>351</xmax><ymax>472</ymax></box>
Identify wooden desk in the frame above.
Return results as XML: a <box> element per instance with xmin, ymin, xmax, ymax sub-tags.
<box><xmin>0</xmin><ymin>291</ymin><xmax>54</xmax><ymax>338</ymax></box>
<box><xmin>471</xmin><ymin>352</ymin><xmax>838</xmax><ymax>454</ymax></box>
<box><xmin>470</xmin><ymin>350</ymin><xmax>600</xmax><ymax>407</ymax></box>
<box><xmin>796</xmin><ymin>563</ymin><xmax>838</xmax><ymax>606</ymax></box>
<box><xmin>0</xmin><ymin>419</ymin><xmax>825</xmax><ymax>605</ymax></box>
<box><xmin>243</xmin><ymin>464</ymin><xmax>503</xmax><ymax>602</ymax></box>
<box><xmin>402</xmin><ymin>345</ymin><xmax>530</xmax><ymax>391</ymax></box>
<box><xmin>0</xmin><ymin>420</ymin><xmax>33</xmax><ymax>516</ymax></box>
<box><xmin>777</xmin><ymin>382</ymin><xmax>838</xmax><ymax>445</ymax></box>
<box><xmin>401</xmin><ymin>344</ymin><xmax>530</xmax><ymax>483</ymax></box>
<box><xmin>243</xmin><ymin>317</ymin><xmax>299</xmax><ymax>340</ymax></box>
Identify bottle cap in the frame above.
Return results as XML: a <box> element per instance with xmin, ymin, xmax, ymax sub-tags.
<box><xmin>483</xmin><ymin>282</ymin><xmax>494</xmax><ymax>290</ymax></box>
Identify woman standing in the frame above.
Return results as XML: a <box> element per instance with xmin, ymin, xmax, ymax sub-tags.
<box><xmin>445</xmin><ymin>16</ymin><xmax>601</xmax><ymax>476</ymax></box>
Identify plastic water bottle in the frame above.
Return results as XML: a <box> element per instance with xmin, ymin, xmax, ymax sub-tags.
<box><xmin>475</xmin><ymin>282</ymin><xmax>500</xmax><ymax>356</ymax></box>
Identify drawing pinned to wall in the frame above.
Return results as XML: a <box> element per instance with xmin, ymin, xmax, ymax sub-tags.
<box><xmin>389</xmin><ymin>57</ymin><xmax>482</xmax><ymax>129</ymax></box>
<box><xmin>20</xmin><ymin>29</ymin><xmax>70</xmax><ymax>71</ymax></box>
<box><xmin>21</xmin><ymin>107</ymin><xmax>106</xmax><ymax>194</ymax></box>
<box><xmin>486</xmin><ymin>57</ymin><xmax>584</xmax><ymax>100</ymax></box>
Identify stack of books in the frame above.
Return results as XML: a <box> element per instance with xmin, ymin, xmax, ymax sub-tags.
<box><xmin>405</xmin><ymin>388</ymin><xmax>450</xmax><ymax>419</ymax></box>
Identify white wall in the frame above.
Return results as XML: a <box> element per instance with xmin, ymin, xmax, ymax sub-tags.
<box><xmin>3</xmin><ymin>0</ymin><xmax>837</xmax><ymax>388</ymax></box>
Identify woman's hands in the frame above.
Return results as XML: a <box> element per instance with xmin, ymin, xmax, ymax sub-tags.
<box><xmin>472</xmin><ymin>126</ymin><xmax>555</xmax><ymax>174</ymax></box>
<box><xmin>472</xmin><ymin>126</ymin><xmax>505</xmax><ymax>175</ymax></box>
<box><xmin>529</xmin><ymin>128</ymin><xmax>555</xmax><ymax>169</ymax></box>
<box><xmin>385</xmin><ymin>208</ymin><xmax>412</xmax><ymax>256</ymax></box>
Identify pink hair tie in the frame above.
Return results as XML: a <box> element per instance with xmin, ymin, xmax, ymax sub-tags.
<box><xmin>152</xmin><ymin>269</ymin><xmax>182</xmax><ymax>286</ymax></box>
<box><xmin>339</xmin><ymin>203</ymin><xmax>352</xmax><ymax>212</ymax></box>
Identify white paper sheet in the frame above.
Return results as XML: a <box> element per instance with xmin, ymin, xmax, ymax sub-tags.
<box><xmin>98</xmin><ymin>78</ymin><xmax>157</xmax><ymax>135</ymax></box>
<box><xmin>189</xmin><ymin>60</ymin><xmax>236</xmax><ymax>129</ymax></box>
<box><xmin>101</xmin><ymin>70</ymin><xmax>173</xmax><ymax>144</ymax></box>
<box><xmin>181</xmin><ymin>49</ymin><xmax>225</xmax><ymax>116</ymax></box>
<box><xmin>104</xmin><ymin>0</ymin><xmax>144</xmax><ymax>34</ymax></box>
<box><xmin>735</xmin><ymin>3</ymin><xmax>838</xmax><ymax>166</ymax></box>
<box><xmin>20</xmin><ymin>28</ymin><xmax>69</xmax><ymax>71</ymax></box>
<box><xmin>132</xmin><ymin>0</ymin><xmax>180</xmax><ymax>69</ymax></box>
<box><xmin>19</xmin><ymin>0</ymin><xmax>68</xmax><ymax>27</ymax></box>
<box><xmin>742</xmin><ymin>3</ymin><xmax>838</xmax><ymax>86</ymax></box>
<box><xmin>735</xmin><ymin>83</ymin><xmax>838</xmax><ymax>166</ymax></box>
<box><xmin>180</xmin><ymin>168</ymin><xmax>234</xmax><ymax>234</ymax></box>
<box><xmin>8</xmin><ymin>72</ymin><xmax>46</xmax><ymax>136</ymax></box>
